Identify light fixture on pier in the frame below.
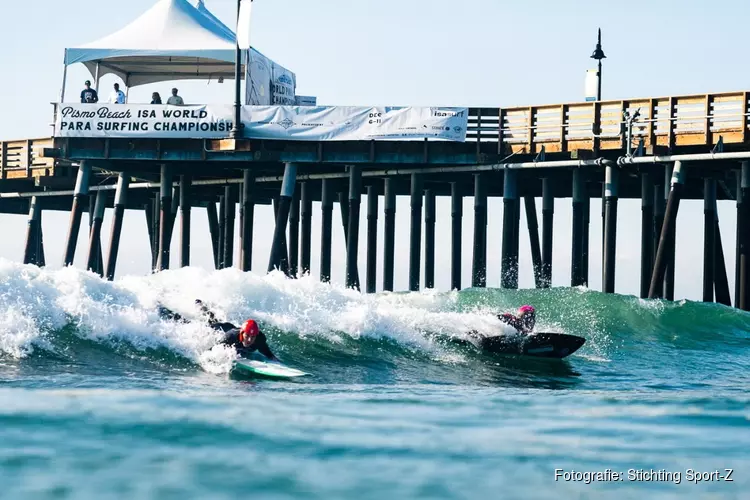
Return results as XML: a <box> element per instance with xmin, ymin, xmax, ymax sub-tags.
<box><xmin>589</xmin><ymin>28</ymin><xmax>606</xmax><ymax>101</ymax></box>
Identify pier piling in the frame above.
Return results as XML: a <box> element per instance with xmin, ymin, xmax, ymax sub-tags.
<box><xmin>366</xmin><ymin>185</ymin><xmax>378</xmax><ymax>293</ymax></box>
<box><xmin>664</xmin><ymin>165</ymin><xmax>676</xmax><ymax>300</ymax></box>
<box><xmin>152</xmin><ymin>194</ymin><xmax>160</xmax><ymax>270</ymax></box>
<box><xmin>63</xmin><ymin>161</ymin><xmax>91</xmax><ymax>267</ymax></box>
<box><xmin>653</xmin><ymin>179</ymin><xmax>665</xmax><ymax>271</ymax></box>
<box><xmin>179</xmin><ymin>175</ymin><xmax>191</xmax><ymax>268</ymax></box>
<box><xmin>649</xmin><ymin>161</ymin><xmax>684</xmax><ymax>299</ymax></box>
<box><xmin>450</xmin><ymin>182</ymin><xmax>462</xmax><ymax>291</ymax></box>
<box><xmin>145</xmin><ymin>201</ymin><xmax>155</xmax><ymax>266</ymax></box>
<box><xmin>524</xmin><ymin>196</ymin><xmax>543</xmax><ymax>289</ymax></box>
<box><xmin>86</xmin><ymin>190</ymin><xmax>106</xmax><ymax>276</ymax></box>
<box><xmin>23</xmin><ymin>197</ymin><xmax>41</xmax><ymax>266</ymax></box>
<box><xmin>541</xmin><ymin>178</ymin><xmax>554</xmax><ymax>287</ymax></box>
<box><xmin>582</xmin><ymin>195</ymin><xmax>590</xmax><ymax>285</ymax></box>
<box><xmin>640</xmin><ymin>173</ymin><xmax>654</xmax><ymax>298</ymax></box>
<box><xmin>218</xmin><ymin>195</ymin><xmax>225</xmax><ymax>269</ymax></box>
<box><xmin>424</xmin><ymin>189</ymin><xmax>435</xmax><ymax>289</ymax></box>
<box><xmin>409</xmin><ymin>173</ymin><xmax>423</xmax><ymax>292</ymax></box>
<box><xmin>383</xmin><ymin>178</ymin><xmax>396</xmax><ymax>291</ymax></box>
<box><xmin>223</xmin><ymin>185</ymin><xmax>236</xmax><ymax>269</ymax></box>
<box><xmin>603</xmin><ymin>165</ymin><xmax>619</xmax><ymax>293</ymax></box>
<box><xmin>714</xmin><ymin>215</ymin><xmax>731</xmax><ymax>306</ymax></box>
<box><xmin>338</xmin><ymin>190</ymin><xmax>359</xmax><ymax>289</ymax></box>
<box><xmin>157</xmin><ymin>165</ymin><xmax>173</xmax><ymax>271</ymax></box>
<box><xmin>703</xmin><ymin>178</ymin><xmax>717</xmax><ymax>302</ymax></box>
<box><xmin>87</xmin><ymin>194</ymin><xmax>103</xmax><ymax>274</ymax></box>
<box><xmin>206</xmin><ymin>202</ymin><xmax>220</xmax><ymax>269</ymax></box>
<box><xmin>472</xmin><ymin>173</ymin><xmax>487</xmax><ymax>288</ymax></box>
<box><xmin>168</xmin><ymin>186</ymin><xmax>179</xmax><ymax>254</ymax></box>
<box><xmin>735</xmin><ymin>170</ymin><xmax>743</xmax><ymax>307</ymax></box>
<box><xmin>320</xmin><ymin>179</ymin><xmax>333</xmax><ymax>282</ymax></box>
<box><xmin>289</xmin><ymin>189</ymin><xmax>300</xmax><ymax>277</ymax></box>
<box><xmin>37</xmin><ymin>210</ymin><xmax>45</xmax><ymax>268</ymax></box>
<box><xmin>346</xmin><ymin>165</ymin><xmax>362</xmax><ymax>290</ymax></box>
<box><xmin>501</xmin><ymin>169</ymin><xmax>519</xmax><ymax>289</ymax></box>
<box><xmin>738</xmin><ymin>161</ymin><xmax>750</xmax><ymax>310</ymax></box>
<box><xmin>104</xmin><ymin>173</ymin><xmax>129</xmax><ymax>281</ymax></box>
<box><xmin>300</xmin><ymin>181</ymin><xmax>312</xmax><ymax>276</ymax></box>
<box><xmin>571</xmin><ymin>169</ymin><xmax>586</xmax><ymax>287</ymax></box>
<box><xmin>240</xmin><ymin>171</ymin><xmax>255</xmax><ymax>272</ymax></box>
<box><xmin>268</xmin><ymin>163</ymin><xmax>297</xmax><ymax>273</ymax></box>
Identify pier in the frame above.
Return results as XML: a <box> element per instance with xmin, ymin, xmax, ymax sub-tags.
<box><xmin>2</xmin><ymin>90</ymin><xmax>750</xmax><ymax>309</ymax></box>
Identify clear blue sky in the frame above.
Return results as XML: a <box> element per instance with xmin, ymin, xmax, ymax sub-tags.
<box><xmin>0</xmin><ymin>0</ymin><xmax>747</xmax><ymax>301</ymax></box>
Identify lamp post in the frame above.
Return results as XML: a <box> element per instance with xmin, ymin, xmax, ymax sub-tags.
<box><xmin>590</xmin><ymin>28</ymin><xmax>606</xmax><ymax>101</ymax></box>
<box><xmin>230</xmin><ymin>0</ymin><xmax>249</xmax><ymax>139</ymax></box>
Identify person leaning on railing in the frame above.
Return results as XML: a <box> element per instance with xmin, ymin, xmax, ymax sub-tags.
<box><xmin>80</xmin><ymin>80</ymin><xmax>98</xmax><ymax>103</ymax></box>
<box><xmin>166</xmin><ymin>88</ymin><xmax>184</xmax><ymax>106</ymax></box>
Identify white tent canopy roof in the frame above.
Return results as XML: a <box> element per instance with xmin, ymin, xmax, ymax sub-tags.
<box><xmin>64</xmin><ymin>0</ymin><xmax>246</xmax><ymax>87</ymax></box>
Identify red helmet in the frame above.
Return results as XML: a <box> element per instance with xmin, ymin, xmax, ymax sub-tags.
<box><xmin>240</xmin><ymin>319</ymin><xmax>260</xmax><ymax>341</ymax></box>
<box><xmin>518</xmin><ymin>305</ymin><xmax>535</xmax><ymax>316</ymax></box>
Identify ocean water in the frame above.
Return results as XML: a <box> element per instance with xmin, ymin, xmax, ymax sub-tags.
<box><xmin>0</xmin><ymin>259</ymin><xmax>747</xmax><ymax>500</ymax></box>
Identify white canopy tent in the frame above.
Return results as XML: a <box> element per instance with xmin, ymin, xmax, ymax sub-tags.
<box><xmin>61</xmin><ymin>0</ymin><xmax>246</xmax><ymax>100</ymax></box>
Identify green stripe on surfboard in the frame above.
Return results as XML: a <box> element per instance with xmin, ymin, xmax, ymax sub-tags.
<box><xmin>232</xmin><ymin>359</ymin><xmax>309</xmax><ymax>379</ymax></box>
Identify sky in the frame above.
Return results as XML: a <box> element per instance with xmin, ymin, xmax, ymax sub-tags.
<box><xmin>0</xmin><ymin>0</ymin><xmax>748</xmax><ymax>301</ymax></box>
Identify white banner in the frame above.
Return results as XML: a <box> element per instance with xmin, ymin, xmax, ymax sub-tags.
<box><xmin>54</xmin><ymin>104</ymin><xmax>469</xmax><ymax>142</ymax></box>
<box><xmin>245</xmin><ymin>49</ymin><xmax>297</xmax><ymax>106</ymax></box>
<box><xmin>243</xmin><ymin>106</ymin><xmax>468</xmax><ymax>141</ymax></box>
<box><xmin>55</xmin><ymin>104</ymin><xmax>234</xmax><ymax>138</ymax></box>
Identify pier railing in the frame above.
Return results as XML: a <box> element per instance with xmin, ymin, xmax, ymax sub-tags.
<box><xmin>0</xmin><ymin>138</ymin><xmax>56</xmax><ymax>179</ymax></box>
<box><xmin>15</xmin><ymin>90</ymin><xmax>750</xmax><ymax>168</ymax></box>
<box><xmin>468</xmin><ymin>91</ymin><xmax>749</xmax><ymax>154</ymax></box>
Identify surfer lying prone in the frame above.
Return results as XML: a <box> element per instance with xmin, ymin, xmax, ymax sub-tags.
<box><xmin>497</xmin><ymin>305</ymin><xmax>536</xmax><ymax>334</ymax></box>
<box><xmin>158</xmin><ymin>300</ymin><xmax>278</xmax><ymax>361</ymax></box>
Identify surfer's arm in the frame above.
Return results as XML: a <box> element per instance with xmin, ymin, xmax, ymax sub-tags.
<box><xmin>498</xmin><ymin>314</ymin><xmax>523</xmax><ymax>333</ymax></box>
<box><xmin>195</xmin><ymin>299</ymin><xmax>219</xmax><ymax>324</ymax></box>
<box><xmin>255</xmin><ymin>333</ymin><xmax>278</xmax><ymax>361</ymax></box>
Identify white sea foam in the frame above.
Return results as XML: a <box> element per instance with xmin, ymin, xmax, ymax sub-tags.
<box><xmin>0</xmin><ymin>259</ymin><xmax>516</xmax><ymax>372</ymax></box>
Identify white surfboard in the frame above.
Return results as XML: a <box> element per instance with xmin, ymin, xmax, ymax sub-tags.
<box><xmin>232</xmin><ymin>359</ymin><xmax>309</xmax><ymax>379</ymax></box>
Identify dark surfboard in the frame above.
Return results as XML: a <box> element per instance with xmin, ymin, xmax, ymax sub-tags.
<box><xmin>478</xmin><ymin>332</ymin><xmax>586</xmax><ymax>359</ymax></box>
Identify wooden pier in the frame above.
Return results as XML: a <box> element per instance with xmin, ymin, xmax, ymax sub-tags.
<box><xmin>3</xmin><ymin>89</ymin><xmax>750</xmax><ymax>309</ymax></box>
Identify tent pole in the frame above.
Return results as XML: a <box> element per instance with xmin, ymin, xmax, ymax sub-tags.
<box><xmin>94</xmin><ymin>63</ymin><xmax>101</xmax><ymax>92</ymax></box>
<box><xmin>230</xmin><ymin>0</ymin><xmax>243</xmax><ymax>139</ymax></box>
<box><xmin>124</xmin><ymin>74</ymin><xmax>130</xmax><ymax>102</ymax></box>
<box><xmin>60</xmin><ymin>51</ymin><xmax>68</xmax><ymax>103</ymax></box>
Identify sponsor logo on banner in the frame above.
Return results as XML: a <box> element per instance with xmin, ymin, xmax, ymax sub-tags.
<box><xmin>55</xmin><ymin>104</ymin><xmax>234</xmax><ymax>138</ymax></box>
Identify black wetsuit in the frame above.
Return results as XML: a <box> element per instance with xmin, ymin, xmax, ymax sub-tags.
<box><xmin>158</xmin><ymin>303</ymin><xmax>277</xmax><ymax>360</ymax></box>
<box><xmin>498</xmin><ymin>313</ymin><xmax>534</xmax><ymax>334</ymax></box>
<box><xmin>217</xmin><ymin>328</ymin><xmax>277</xmax><ymax>360</ymax></box>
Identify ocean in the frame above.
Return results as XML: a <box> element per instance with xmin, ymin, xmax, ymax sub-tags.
<box><xmin>0</xmin><ymin>259</ymin><xmax>747</xmax><ymax>499</ymax></box>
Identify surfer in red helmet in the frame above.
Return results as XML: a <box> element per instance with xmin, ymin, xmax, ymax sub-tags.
<box><xmin>498</xmin><ymin>305</ymin><xmax>536</xmax><ymax>334</ymax></box>
<box><xmin>195</xmin><ymin>300</ymin><xmax>278</xmax><ymax>361</ymax></box>
<box><xmin>158</xmin><ymin>300</ymin><xmax>277</xmax><ymax>360</ymax></box>
<box><xmin>216</xmin><ymin>318</ymin><xmax>278</xmax><ymax>361</ymax></box>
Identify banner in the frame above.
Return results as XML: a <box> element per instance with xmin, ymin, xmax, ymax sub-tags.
<box><xmin>54</xmin><ymin>104</ymin><xmax>469</xmax><ymax>142</ymax></box>
<box><xmin>245</xmin><ymin>49</ymin><xmax>297</xmax><ymax>106</ymax></box>
<box><xmin>243</xmin><ymin>106</ymin><xmax>468</xmax><ymax>141</ymax></box>
<box><xmin>55</xmin><ymin>104</ymin><xmax>234</xmax><ymax>138</ymax></box>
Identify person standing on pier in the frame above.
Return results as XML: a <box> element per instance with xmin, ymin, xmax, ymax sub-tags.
<box><xmin>80</xmin><ymin>80</ymin><xmax>98</xmax><ymax>103</ymax></box>
<box><xmin>166</xmin><ymin>88</ymin><xmax>184</xmax><ymax>106</ymax></box>
<box><xmin>108</xmin><ymin>83</ymin><xmax>126</xmax><ymax>104</ymax></box>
